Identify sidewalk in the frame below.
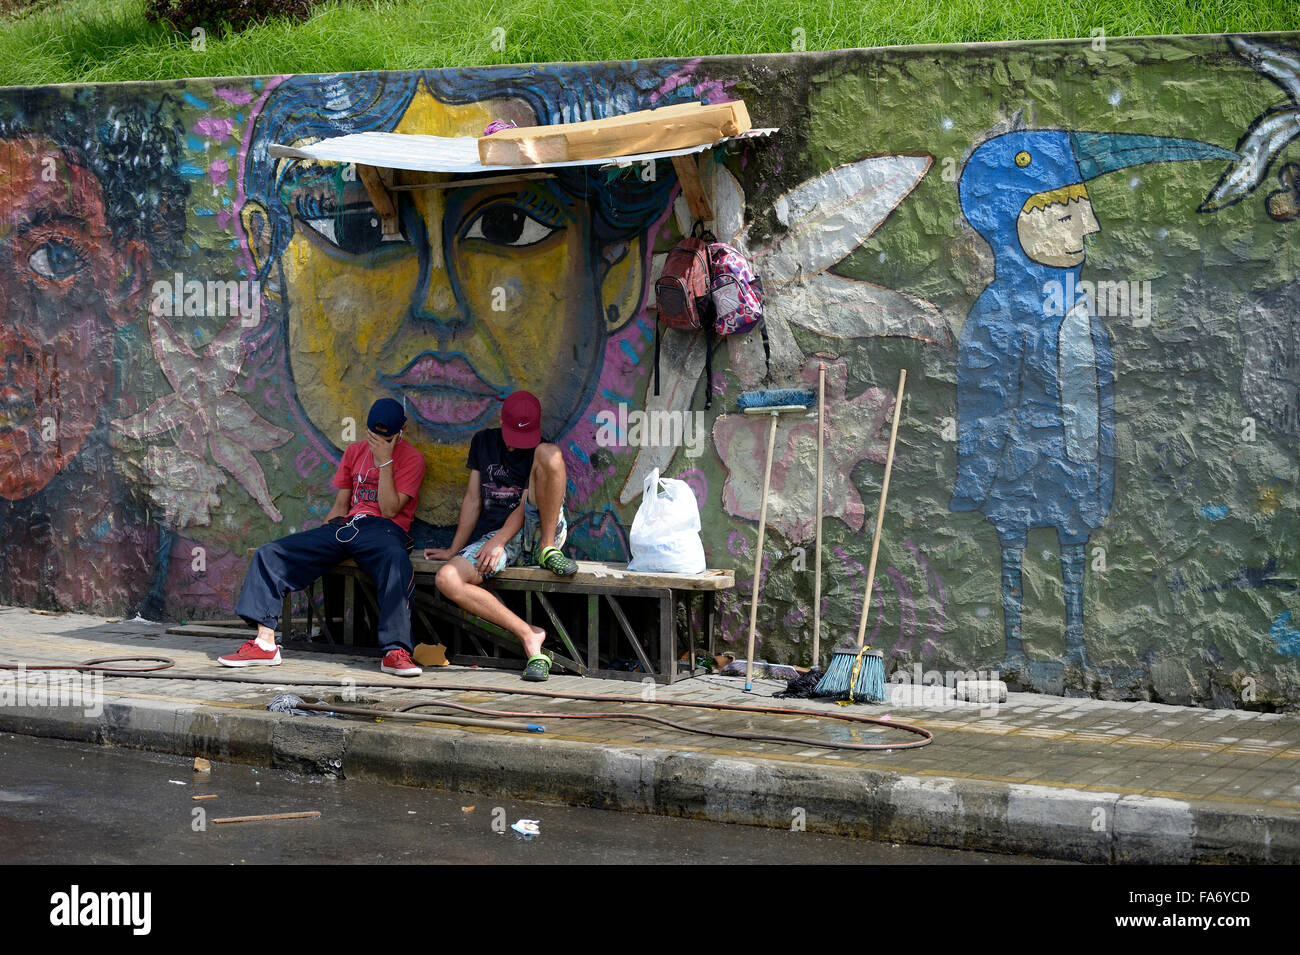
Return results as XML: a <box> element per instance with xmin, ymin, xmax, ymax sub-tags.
<box><xmin>1</xmin><ymin>605</ymin><xmax>1297</xmax><ymax>863</ymax></box>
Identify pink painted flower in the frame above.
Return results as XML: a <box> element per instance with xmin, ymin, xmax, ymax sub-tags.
<box><xmin>712</xmin><ymin>358</ymin><xmax>895</xmax><ymax>543</ymax></box>
<box><xmin>113</xmin><ymin>313</ymin><xmax>291</xmax><ymax>527</ymax></box>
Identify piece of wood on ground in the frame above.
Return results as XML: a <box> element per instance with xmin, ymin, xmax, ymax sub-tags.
<box><xmin>212</xmin><ymin>811</ymin><xmax>321</xmax><ymax>824</ymax></box>
<box><xmin>412</xmin><ymin>642</ymin><xmax>450</xmax><ymax>667</ymax></box>
<box><xmin>193</xmin><ymin>757</ymin><xmax>211</xmax><ymax>773</ymax></box>
<box><xmin>479</xmin><ymin>100</ymin><xmax>751</xmax><ymax>166</ymax></box>
<box><xmin>192</xmin><ymin>794</ymin><xmax>219</xmax><ymax>801</ymax></box>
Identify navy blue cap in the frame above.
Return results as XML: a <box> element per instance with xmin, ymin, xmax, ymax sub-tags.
<box><xmin>367</xmin><ymin>398</ymin><xmax>406</xmax><ymax>437</ymax></box>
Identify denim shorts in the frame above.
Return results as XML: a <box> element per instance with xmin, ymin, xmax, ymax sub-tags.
<box><xmin>458</xmin><ymin>500</ymin><xmax>568</xmax><ymax>579</ymax></box>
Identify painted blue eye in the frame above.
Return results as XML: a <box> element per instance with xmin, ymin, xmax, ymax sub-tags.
<box><xmin>299</xmin><ymin>208</ymin><xmax>405</xmax><ymax>255</ymax></box>
<box><xmin>28</xmin><ymin>240</ymin><xmax>84</xmax><ymax>281</ymax></box>
<box><xmin>293</xmin><ymin>186</ymin><xmax>404</xmax><ymax>255</ymax></box>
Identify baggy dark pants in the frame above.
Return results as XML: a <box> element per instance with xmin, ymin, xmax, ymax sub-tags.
<box><xmin>236</xmin><ymin>518</ymin><xmax>415</xmax><ymax>652</ymax></box>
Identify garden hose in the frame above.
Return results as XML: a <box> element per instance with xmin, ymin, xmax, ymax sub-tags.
<box><xmin>0</xmin><ymin>655</ymin><xmax>933</xmax><ymax>751</ymax></box>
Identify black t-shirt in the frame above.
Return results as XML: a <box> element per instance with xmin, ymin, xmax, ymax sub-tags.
<box><xmin>467</xmin><ymin>428</ymin><xmax>537</xmax><ymax>541</ymax></box>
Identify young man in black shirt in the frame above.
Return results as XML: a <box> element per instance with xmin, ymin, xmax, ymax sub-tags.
<box><xmin>425</xmin><ymin>390</ymin><xmax>577</xmax><ymax>681</ymax></box>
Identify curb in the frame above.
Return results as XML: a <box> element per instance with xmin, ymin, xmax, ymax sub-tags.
<box><xmin>3</xmin><ymin>699</ymin><xmax>1297</xmax><ymax>864</ymax></box>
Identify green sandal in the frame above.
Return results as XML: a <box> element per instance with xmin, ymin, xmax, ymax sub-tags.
<box><xmin>538</xmin><ymin>545</ymin><xmax>577</xmax><ymax>577</ymax></box>
<box><xmin>522</xmin><ymin>652</ymin><xmax>553</xmax><ymax>682</ymax></box>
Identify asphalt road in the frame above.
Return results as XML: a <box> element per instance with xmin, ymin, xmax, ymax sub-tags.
<box><xmin>0</xmin><ymin>733</ymin><xmax>1062</xmax><ymax>865</ymax></box>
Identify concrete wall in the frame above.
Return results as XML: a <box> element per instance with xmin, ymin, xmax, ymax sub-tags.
<box><xmin>2</xmin><ymin>33</ymin><xmax>1297</xmax><ymax>706</ymax></box>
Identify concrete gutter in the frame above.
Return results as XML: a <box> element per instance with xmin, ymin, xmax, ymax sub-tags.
<box><xmin>3</xmin><ymin>695</ymin><xmax>1296</xmax><ymax>864</ymax></box>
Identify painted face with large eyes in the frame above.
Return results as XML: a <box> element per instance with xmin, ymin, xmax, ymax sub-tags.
<box><xmin>0</xmin><ymin>138</ymin><xmax>145</xmax><ymax>500</ymax></box>
<box><xmin>251</xmin><ymin>84</ymin><xmax>630</xmax><ymax>522</ymax></box>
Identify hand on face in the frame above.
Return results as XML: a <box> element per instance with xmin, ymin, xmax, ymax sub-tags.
<box><xmin>366</xmin><ymin>428</ymin><xmax>399</xmax><ymax>465</ymax></box>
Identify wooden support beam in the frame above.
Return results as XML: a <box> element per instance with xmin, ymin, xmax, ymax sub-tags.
<box><xmin>356</xmin><ymin>163</ymin><xmax>400</xmax><ymax>236</ymax></box>
<box><xmin>606</xmin><ymin>594</ymin><xmax>656</xmax><ymax>676</ymax></box>
<box><xmin>534</xmin><ymin>590</ymin><xmax>586</xmax><ymax>675</ymax></box>
<box><xmin>671</xmin><ymin>153</ymin><xmax>714</xmax><ymax>223</ymax></box>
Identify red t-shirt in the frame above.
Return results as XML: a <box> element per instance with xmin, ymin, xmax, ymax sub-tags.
<box><xmin>332</xmin><ymin>439</ymin><xmax>426</xmax><ymax>533</ymax></box>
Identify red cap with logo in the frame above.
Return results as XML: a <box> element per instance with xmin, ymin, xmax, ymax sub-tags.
<box><xmin>501</xmin><ymin>391</ymin><xmax>542</xmax><ymax>449</ymax></box>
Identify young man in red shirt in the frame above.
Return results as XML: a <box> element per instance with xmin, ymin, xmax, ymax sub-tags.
<box><xmin>220</xmin><ymin>398</ymin><xmax>427</xmax><ymax>676</ymax></box>
<box><xmin>425</xmin><ymin>390</ymin><xmax>577</xmax><ymax>682</ymax></box>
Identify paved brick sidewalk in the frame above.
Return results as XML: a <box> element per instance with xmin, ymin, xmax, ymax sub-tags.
<box><xmin>1</xmin><ymin>605</ymin><xmax>1297</xmax><ymax>862</ymax></box>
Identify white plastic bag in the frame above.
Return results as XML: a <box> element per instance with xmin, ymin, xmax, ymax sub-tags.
<box><xmin>627</xmin><ymin>468</ymin><xmax>706</xmax><ymax>574</ymax></box>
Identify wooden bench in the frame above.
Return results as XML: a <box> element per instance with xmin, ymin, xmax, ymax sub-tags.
<box><xmin>283</xmin><ymin>559</ymin><xmax>734</xmax><ymax>685</ymax></box>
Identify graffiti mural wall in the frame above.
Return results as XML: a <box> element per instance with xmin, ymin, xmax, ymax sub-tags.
<box><xmin>2</xmin><ymin>34</ymin><xmax>1297</xmax><ymax>707</ymax></box>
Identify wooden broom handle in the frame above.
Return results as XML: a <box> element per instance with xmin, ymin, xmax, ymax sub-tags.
<box><xmin>745</xmin><ymin>411</ymin><xmax>780</xmax><ymax>688</ymax></box>
<box><xmin>856</xmin><ymin>368</ymin><xmax>907</xmax><ymax>648</ymax></box>
<box><xmin>812</xmin><ymin>362</ymin><xmax>825</xmax><ymax>666</ymax></box>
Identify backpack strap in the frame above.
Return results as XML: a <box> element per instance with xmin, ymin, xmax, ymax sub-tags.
<box><xmin>704</xmin><ymin>324</ymin><xmax>714</xmax><ymax>410</ymax></box>
<box><xmin>653</xmin><ymin>321</ymin><xmax>661</xmax><ymax>397</ymax></box>
<box><xmin>703</xmin><ymin>239</ymin><xmax>714</xmax><ymax>409</ymax></box>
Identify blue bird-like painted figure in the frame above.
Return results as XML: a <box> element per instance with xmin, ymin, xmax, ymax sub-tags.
<box><xmin>951</xmin><ymin>129</ymin><xmax>1235</xmax><ymax>671</ymax></box>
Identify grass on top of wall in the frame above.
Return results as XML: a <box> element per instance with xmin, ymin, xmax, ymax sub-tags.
<box><xmin>0</xmin><ymin>0</ymin><xmax>1298</xmax><ymax>87</ymax></box>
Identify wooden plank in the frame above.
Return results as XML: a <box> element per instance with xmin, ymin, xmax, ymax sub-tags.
<box><xmin>343</xmin><ymin>575</ymin><xmax>355</xmax><ymax>645</ymax></box>
<box><xmin>671</xmin><ymin>154</ymin><xmax>714</xmax><ymax>222</ymax></box>
<box><xmin>587</xmin><ymin>594</ymin><xmax>600</xmax><ymax>672</ymax></box>
<box><xmin>388</xmin><ymin>171</ymin><xmax>556</xmax><ymax>191</ymax></box>
<box><xmin>480</xmin><ymin>104</ymin><xmax>703</xmax><ymax>159</ymax></box>
<box><xmin>214</xmin><ymin>811</ymin><xmax>320</xmax><ymax>825</ymax></box>
<box><xmin>479</xmin><ymin>101</ymin><xmax>750</xmax><ymax>166</ymax></box>
<box><xmin>408</xmin><ymin>558</ymin><xmax>734</xmax><ymax>591</ymax></box>
<box><xmin>660</xmin><ymin>588</ymin><xmax>673</xmax><ymax>682</ymax></box>
<box><xmin>356</xmin><ymin>163</ymin><xmax>400</xmax><ymax>236</ymax></box>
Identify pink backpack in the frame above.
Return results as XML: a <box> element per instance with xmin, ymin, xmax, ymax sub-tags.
<box><xmin>707</xmin><ymin>241</ymin><xmax>764</xmax><ymax>337</ymax></box>
<box><xmin>653</xmin><ymin>229</ymin><xmax>768</xmax><ymax>409</ymax></box>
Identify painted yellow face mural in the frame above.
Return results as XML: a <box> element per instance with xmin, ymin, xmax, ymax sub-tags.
<box><xmin>242</xmin><ymin>80</ymin><xmax>646</xmax><ymax>525</ymax></box>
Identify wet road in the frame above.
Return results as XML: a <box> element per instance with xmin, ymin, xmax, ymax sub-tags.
<box><xmin>0</xmin><ymin>733</ymin><xmax>1064</xmax><ymax>864</ymax></box>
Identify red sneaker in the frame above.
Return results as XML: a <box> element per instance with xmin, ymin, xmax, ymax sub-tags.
<box><xmin>381</xmin><ymin>648</ymin><xmax>422</xmax><ymax>677</ymax></box>
<box><xmin>219</xmin><ymin>639</ymin><xmax>281</xmax><ymax>667</ymax></box>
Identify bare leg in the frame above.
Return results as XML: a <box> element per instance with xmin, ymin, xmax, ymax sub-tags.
<box><xmin>435</xmin><ymin>557</ymin><xmax>545</xmax><ymax>657</ymax></box>
<box><xmin>256</xmin><ymin>624</ymin><xmax>276</xmax><ymax>649</ymax></box>
<box><xmin>528</xmin><ymin>443</ymin><xmax>566</xmax><ymax>552</ymax></box>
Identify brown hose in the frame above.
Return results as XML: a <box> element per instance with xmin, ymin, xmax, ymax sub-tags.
<box><xmin>0</xmin><ymin>656</ymin><xmax>933</xmax><ymax>751</ymax></box>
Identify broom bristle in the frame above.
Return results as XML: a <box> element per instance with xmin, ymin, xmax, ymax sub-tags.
<box><xmin>852</xmin><ymin>653</ymin><xmax>887</xmax><ymax>703</ymax></box>
<box><xmin>736</xmin><ymin>388</ymin><xmax>816</xmax><ymax>411</ymax></box>
<box><xmin>812</xmin><ymin>648</ymin><xmax>857</xmax><ymax>697</ymax></box>
<box><xmin>813</xmin><ymin>648</ymin><xmax>887</xmax><ymax>701</ymax></box>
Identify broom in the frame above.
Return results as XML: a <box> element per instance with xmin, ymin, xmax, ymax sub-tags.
<box><xmin>813</xmin><ymin>368</ymin><xmax>907</xmax><ymax>702</ymax></box>
<box><xmin>736</xmin><ymin>387</ymin><xmax>817</xmax><ymax>692</ymax></box>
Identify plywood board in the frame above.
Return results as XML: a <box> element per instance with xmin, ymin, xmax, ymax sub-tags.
<box><xmin>479</xmin><ymin>101</ymin><xmax>751</xmax><ymax>166</ymax></box>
